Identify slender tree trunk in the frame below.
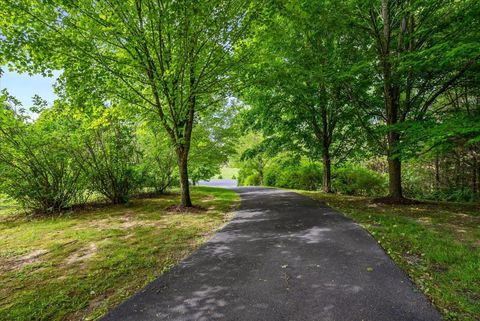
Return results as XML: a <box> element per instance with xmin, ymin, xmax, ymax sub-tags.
<box><xmin>473</xmin><ymin>155</ymin><xmax>478</xmax><ymax>196</ymax></box>
<box><xmin>477</xmin><ymin>156</ymin><xmax>480</xmax><ymax>198</ymax></box>
<box><xmin>455</xmin><ymin>155</ymin><xmax>461</xmax><ymax>187</ymax></box>
<box><xmin>322</xmin><ymin>152</ymin><xmax>332</xmax><ymax>193</ymax></box>
<box><xmin>435</xmin><ymin>154</ymin><xmax>440</xmax><ymax>190</ymax></box>
<box><xmin>320</xmin><ymin>100</ymin><xmax>333</xmax><ymax>193</ymax></box>
<box><xmin>176</xmin><ymin>147</ymin><xmax>192</xmax><ymax>207</ymax></box>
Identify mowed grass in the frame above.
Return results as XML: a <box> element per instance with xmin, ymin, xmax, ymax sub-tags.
<box><xmin>299</xmin><ymin>191</ymin><xmax>480</xmax><ymax>321</ymax></box>
<box><xmin>215</xmin><ymin>167</ymin><xmax>239</xmax><ymax>179</ymax></box>
<box><xmin>0</xmin><ymin>187</ymin><xmax>239</xmax><ymax>321</ymax></box>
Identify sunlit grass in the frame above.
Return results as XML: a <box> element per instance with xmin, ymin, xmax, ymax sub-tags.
<box><xmin>215</xmin><ymin>166</ymin><xmax>239</xmax><ymax>179</ymax></box>
<box><xmin>299</xmin><ymin>191</ymin><xmax>480</xmax><ymax>321</ymax></box>
<box><xmin>0</xmin><ymin>187</ymin><xmax>239</xmax><ymax>321</ymax></box>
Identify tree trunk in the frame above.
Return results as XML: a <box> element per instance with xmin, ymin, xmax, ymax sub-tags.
<box><xmin>473</xmin><ymin>155</ymin><xmax>478</xmax><ymax>196</ymax></box>
<box><xmin>385</xmin><ymin>95</ymin><xmax>404</xmax><ymax>200</ymax></box>
<box><xmin>322</xmin><ymin>153</ymin><xmax>332</xmax><ymax>193</ymax></box>
<box><xmin>477</xmin><ymin>156</ymin><xmax>480</xmax><ymax>198</ymax></box>
<box><xmin>388</xmin><ymin>157</ymin><xmax>402</xmax><ymax>199</ymax></box>
<box><xmin>381</xmin><ymin>0</ymin><xmax>404</xmax><ymax>200</ymax></box>
<box><xmin>435</xmin><ymin>153</ymin><xmax>440</xmax><ymax>191</ymax></box>
<box><xmin>176</xmin><ymin>147</ymin><xmax>192</xmax><ymax>207</ymax></box>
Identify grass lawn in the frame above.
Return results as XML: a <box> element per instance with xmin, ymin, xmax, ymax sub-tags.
<box><xmin>0</xmin><ymin>187</ymin><xmax>239</xmax><ymax>321</ymax></box>
<box><xmin>215</xmin><ymin>167</ymin><xmax>239</xmax><ymax>180</ymax></box>
<box><xmin>299</xmin><ymin>191</ymin><xmax>480</xmax><ymax>321</ymax></box>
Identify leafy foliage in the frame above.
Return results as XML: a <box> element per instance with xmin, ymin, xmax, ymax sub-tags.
<box><xmin>0</xmin><ymin>96</ymin><xmax>86</xmax><ymax>212</ymax></box>
<box><xmin>332</xmin><ymin>165</ymin><xmax>387</xmax><ymax>196</ymax></box>
<box><xmin>75</xmin><ymin>119</ymin><xmax>142</xmax><ymax>204</ymax></box>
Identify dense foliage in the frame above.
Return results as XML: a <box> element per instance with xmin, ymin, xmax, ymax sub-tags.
<box><xmin>0</xmin><ymin>0</ymin><xmax>256</xmax><ymax>207</ymax></box>
<box><xmin>238</xmin><ymin>152</ymin><xmax>387</xmax><ymax>196</ymax></box>
<box><xmin>234</xmin><ymin>0</ymin><xmax>480</xmax><ymax>202</ymax></box>
<box><xmin>0</xmin><ymin>91</ymin><xmax>234</xmax><ymax>212</ymax></box>
<box><xmin>0</xmin><ymin>0</ymin><xmax>479</xmax><ymax>207</ymax></box>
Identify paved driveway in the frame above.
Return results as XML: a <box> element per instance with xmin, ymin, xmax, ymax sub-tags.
<box><xmin>102</xmin><ymin>187</ymin><xmax>441</xmax><ymax>321</ymax></box>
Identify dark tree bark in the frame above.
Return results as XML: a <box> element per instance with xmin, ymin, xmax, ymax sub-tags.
<box><xmin>388</xmin><ymin>158</ymin><xmax>403</xmax><ymax>199</ymax></box>
<box><xmin>310</xmin><ymin>102</ymin><xmax>334</xmax><ymax>193</ymax></box>
<box><xmin>473</xmin><ymin>155</ymin><xmax>478</xmax><ymax>196</ymax></box>
<box><xmin>435</xmin><ymin>154</ymin><xmax>440</xmax><ymax>190</ymax></box>
<box><xmin>477</xmin><ymin>156</ymin><xmax>480</xmax><ymax>197</ymax></box>
<box><xmin>322</xmin><ymin>153</ymin><xmax>332</xmax><ymax>193</ymax></box>
<box><xmin>321</xmin><ymin>103</ymin><xmax>333</xmax><ymax>193</ymax></box>
<box><xmin>381</xmin><ymin>0</ymin><xmax>404</xmax><ymax>200</ymax></box>
<box><xmin>176</xmin><ymin>147</ymin><xmax>192</xmax><ymax>207</ymax></box>
<box><xmin>174</xmin><ymin>72</ymin><xmax>196</xmax><ymax>208</ymax></box>
<box><xmin>386</xmin><ymin>122</ymin><xmax>403</xmax><ymax>198</ymax></box>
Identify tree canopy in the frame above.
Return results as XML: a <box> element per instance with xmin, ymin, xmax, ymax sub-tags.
<box><xmin>0</xmin><ymin>0</ymin><xmax>479</xmax><ymax>206</ymax></box>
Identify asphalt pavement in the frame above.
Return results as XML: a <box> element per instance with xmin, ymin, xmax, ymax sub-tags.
<box><xmin>101</xmin><ymin>187</ymin><xmax>442</xmax><ymax>321</ymax></box>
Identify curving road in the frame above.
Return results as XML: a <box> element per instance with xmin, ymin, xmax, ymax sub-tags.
<box><xmin>102</xmin><ymin>187</ymin><xmax>441</xmax><ymax>321</ymax></box>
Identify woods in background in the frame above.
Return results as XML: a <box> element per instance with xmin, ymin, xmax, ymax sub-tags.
<box><xmin>235</xmin><ymin>0</ymin><xmax>480</xmax><ymax>203</ymax></box>
<box><xmin>0</xmin><ymin>0</ymin><xmax>479</xmax><ymax>207</ymax></box>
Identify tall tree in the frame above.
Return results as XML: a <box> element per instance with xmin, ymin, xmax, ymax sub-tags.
<box><xmin>238</xmin><ymin>0</ymin><xmax>359</xmax><ymax>192</ymax></box>
<box><xmin>0</xmin><ymin>0</ymin><xmax>256</xmax><ymax>207</ymax></box>
<box><xmin>350</xmin><ymin>0</ymin><xmax>480</xmax><ymax>201</ymax></box>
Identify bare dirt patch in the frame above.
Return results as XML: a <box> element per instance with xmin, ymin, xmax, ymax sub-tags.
<box><xmin>165</xmin><ymin>205</ymin><xmax>207</xmax><ymax>213</ymax></box>
<box><xmin>0</xmin><ymin>249</ymin><xmax>49</xmax><ymax>272</ymax></box>
<box><xmin>200</xmin><ymin>195</ymin><xmax>216</xmax><ymax>202</ymax></box>
<box><xmin>372</xmin><ymin>196</ymin><xmax>422</xmax><ymax>205</ymax></box>
<box><xmin>66</xmin><ymin>243</ymin><xmax>97</xmax><ymax>265</ymax></box>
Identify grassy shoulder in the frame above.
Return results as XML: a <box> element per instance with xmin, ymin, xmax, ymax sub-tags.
<box><xmin>0</xmin><ymin>187</ymin><xmax>239</xmax><ymax>321</ymax></box>
<box><xmin>298</xmin><ymin>191</ymin><xmax>480</xmax><ymax>321</ymax></box>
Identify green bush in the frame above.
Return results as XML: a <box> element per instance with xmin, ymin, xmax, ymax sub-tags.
<box><xmin>237</xmin><ymin>166</ymin><xmax>257</xmax><ymax>186</ymax></box>
<box><xmin>244</xmin><ymin>173</ymin><xmax>262</xmax><ymax>186</ymax></box>
<box><xmin>263</xmin><ymin>161</ymin><xmax>322</xmax><ymax>191</ymax></box>
<box><xmin>75</xmin><ymin>121</ymin><xmax>143</xmax><ymax>204</ymax></box>
<box><xmin>0</xmin><ymin>106</ymin><xmax>87</xmax><ymax>212</ymax></box>
<box><xmin>276</xmin><ymin>167</ymin><xmax>302</xmax><ymax>189</ymax></box>
<box><xmin>298</xmin><ymin>164</ymin><xmax>323</xmax><ymax>190</ymax></box>
<box><xmin>263</xmin><ymin>163</ymin><xmax>282</xmax><ymax>186</ymax></box>
<box><xmin>419</xmin><ymin>187</ymin><xmax>476</xmax><ymax>203</ymax></box>
<box><xmin>402</xmin><ymin>162</ymin><xmax>477</xmax><ymax>202</ymax></box>
<box><xmin>136</xmin><ymin>126</ymin><xmax>177</xmax><ymax>193</ymax></box>
<box><xmin>332</xmin><ymin>165</ymin><xmax>387</xmax><ymax>196</ymax></box>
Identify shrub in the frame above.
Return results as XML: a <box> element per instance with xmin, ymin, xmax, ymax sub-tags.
<box><xmin>263</xmin><ymin>161</ymin><xmax>322</xmax><ymax>191</ymax></box>
<box><xmin>263</xmin><ymin>163</ymin><xmax>282</xmax><ymax>186</ymax></box>
<box><xmin>75</xmin><ymin>121</ymin><xmax>142</xmax><ymax>204</ymax></box>
<box><xmin>333</xmin><ymin>165</ymin><xmax>387</xmax><ymax>196</ymax></box>
<box><xmin>0</xmin><ymin>106</ymin><xmax>87</xmax><ymax>212</ymax></box>
<box><xmin>298</xmin><ymin>163</ymin><xmax>323</xmax><ymax>190</ymax></box>
<box><xmin>244</xmin><ymin>173</ymin><xmax>262</xmax><ymax>186</ymax></box>
<box><xmin>139</xmin><ymin>153</ymin><xmax>176</xmax><ymax>193</ymax></box>
<box><xmin>422</xmin><ymin>187</ymin><xmax>476</xmax><ymax>203</ymax></box>
<box><xmin>237</xmin><ymin>167</ymin><xmax>257</xmax><ymax>186</ymax></box>
<box><xmin>402</xmin><ymin>161</ymin><xmax>477</xmax><ymax>202</ymax></box>
<box><xmin>276</xmin><ymin>167</ymin><xmax>302</xmax><ymax>189</ymax></box>
<box><xmin>137</xmin><ymin>130</ymin><xmax>176</xmax><ymax>193</ymax></box>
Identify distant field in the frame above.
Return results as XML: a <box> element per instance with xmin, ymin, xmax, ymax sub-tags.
<box><xmin>215</xmin><ymin>167</ymin><xmax>239</xmax><ymax>180</ymax></box>
<box><xmin>0</xmin><ymin>187</ymin><xmax>239</xmax><ymax>321</ymax></box>
<box><xmin>300</xmin><ymin>191</ymin><xmax>480</xmax><ymax>321</ymax></box>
